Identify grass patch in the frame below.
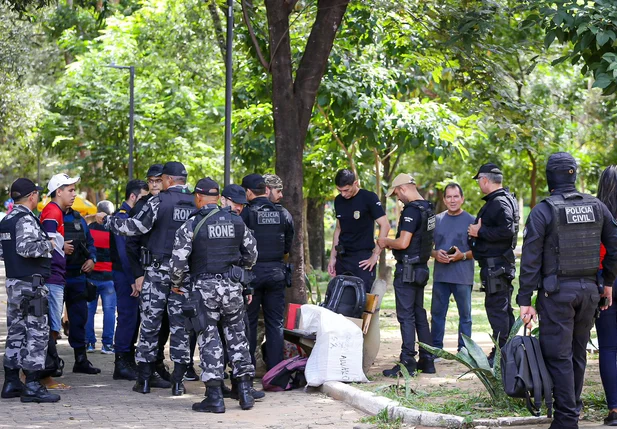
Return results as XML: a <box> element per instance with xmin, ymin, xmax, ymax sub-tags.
<box><xmin>359</xmin><ymin>408</ymin><xmax>403</xmax><ymax>429</ymax></box>
<box><xmin>372</xmin><ymin>384</ymin><xmax>531</xmax><ymax>422</ymax></box>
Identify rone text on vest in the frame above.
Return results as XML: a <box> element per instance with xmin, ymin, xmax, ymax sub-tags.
<box><xmin>208</xmin><ymin>223</ymin><xmax>236</xmax><ymax>239</ymax></box>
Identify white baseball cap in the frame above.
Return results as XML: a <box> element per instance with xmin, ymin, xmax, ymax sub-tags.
<box><xmin>47</xmin><ymin>173</ymin><xmax>80</xmax><ymax>196</ymax></box>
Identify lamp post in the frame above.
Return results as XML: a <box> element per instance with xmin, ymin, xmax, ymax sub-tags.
<box><xmin>224</xmin><ymin>0</ymin><xmax>233</xmax><ymax>186</ymax></box>
<box><xmin>107</xmin><ymin>64</ymin><xmax>135</xmax><ymax>181</ymax></box>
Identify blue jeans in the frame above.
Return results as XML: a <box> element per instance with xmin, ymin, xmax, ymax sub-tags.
<box><xmin>86</xmin><ymin>279</ymin><xmax>117</xmax><ymax>346</ymax></box>
<box><xmin>430</xmin><ymin>282</ymin><xmax>472</xmax><ymax>350</ymax></box>
<box><xmin>596</xmin><ymin>299</ymin><xmax>617</xmax><ymax>410</ymax></box>
<box><xmin>47</xmin><ymin>283</ymin><xmax>64</xmax><ymax>333</ymax></box>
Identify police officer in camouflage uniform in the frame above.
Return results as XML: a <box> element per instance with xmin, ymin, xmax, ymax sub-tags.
<box><xmin>518</xmin><ymin>152</ymin><xmax>617</xmax><ymax>429</ymax></box>
<box><xmin>0</xmin><ymin>178</ymin><xmax>60</xmax><ymax>403</ymax></box>
<box><xmin>170</xmin><ymin>178</ymin><xmax>257</xmax><ymax>413</ymax></box>
<box><xmin>96</xmin><ymin>162</ymin><xmax>194</xmax><ymax>394</ymax></box>
<box><xmin>125</xmin><ymin>164</ymin><xmax>172</xmax><ymax>382</ymax></box>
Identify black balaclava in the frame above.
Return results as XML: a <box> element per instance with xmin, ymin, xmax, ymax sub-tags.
<box><xmin>546</xmin><ymin>152</ymin><xmax>577</xmax><ymax>193</ymax></box>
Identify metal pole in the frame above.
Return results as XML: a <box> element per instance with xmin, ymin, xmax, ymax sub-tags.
<box><xmin>128</xmin><ymin>66</ymin><xmax>135</xmax><ymax>181</ymax></box>
<box><xmin>223</xmin><ymin>0</ymin><xmax>233</xmax><ymax>186</ymax></box>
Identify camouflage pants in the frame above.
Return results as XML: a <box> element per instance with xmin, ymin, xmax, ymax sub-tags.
<box><xmin>136</xmin><ymin>267</ymin><xmax>189</xmax><ymax>364</ymax></box>
<box><xmin>3</xmin><ymin>279</ymin><xmax>49</xmax><ymax>371</ymax></box>
<box><xmin>196</xmin><ymin>277</ymin><xmax>254</xmax><ymax>382</ymax></box>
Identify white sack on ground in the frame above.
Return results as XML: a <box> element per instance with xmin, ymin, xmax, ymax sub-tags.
<box><xmin>300</xmin><ymin>304</ymin><xmax>369</xmax><ymax>386</ymax></box>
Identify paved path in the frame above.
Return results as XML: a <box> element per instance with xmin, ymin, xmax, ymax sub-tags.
<box><xmin>0</xmin><ymin>262</ymin><xmax>365</xmax><ymax>428</ymax></box>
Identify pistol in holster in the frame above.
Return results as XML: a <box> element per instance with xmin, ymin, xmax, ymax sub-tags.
<box><xmin>402</xmin><ymin>255</ymin><xmax>429</xmax><ymax>286</ymax></box>
<box><xmin>182</xmin><ymin>291</ymin><xmax>209</xmax><ymax>334</ymax></box>
<box><xmin>335</xmin><ymin>244</ymin><xmax>346</xmax><ymax>257</ymax></box>
<box><xmin>21</xmin><ymin>274</ymin><xmax>48</xmax><ymax>318</ymax></box>
<box><xmin>140</xmin><ymin>247</ymin><xmax>152</xmax><ymax>268</ymax></box>
<box><xmin>482</xmin><ymin>258</ymin><xmax>508</xmax><ymax>294</ymax></box>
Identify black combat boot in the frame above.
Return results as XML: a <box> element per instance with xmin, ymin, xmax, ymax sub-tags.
<box><xmin>73</xmin><ymin>347</ymin><xmax>101</xmax><ymax>374</ymax></box>
<box><xmin>127</xmin><ymin>347</ymin><xmax>138</xmax><ymax>372</ymax></box>
<box><xmin>221</xmin><ymin>380</ymin><xmax>233</xmax><ymax>398</ymax></box>
<box><xmin>132</xmin><ymin>362</ymin><xmax>152</xmax><ymax>394</ymax></box>
<box><xmin>382</xmin><ymin>359</ymin><xmax>417</xmax><ymax>378</ymax></box>
<box><xmin>149</xmin><ymin>362</ymin><xmax>171</xmax><ymax>389</ymax></box>
<box><xmin>1</xmin><ymin>367</ymin><xmax>24</xmax><ymax>399</ymax></box>
<box><xmin>249</xmin><ymin>377</ymin><xmax>265</xmax><ymax>400</ymax></box>
<box><xmin>417</xmin><ymin>357</ymin><xmax>436</xmax><ymax>374</ymax></box>
<box><xmin>230</xmin><ymin>376</ymin><xmax>265</xmax><ymax>401</ymax></box>
<box><xmin>20</xmin><ymin>371</ymin><xmax>60</xmax><ymax>403</ymax></box>
<box><xmin>154</xmin><ymin>359</ymin><xmax>171</xmax><ymax>382</ymax></box>
<box><xmin>113</xmin><ymin>352</ymin><xmax>137</xmax><ymax>381</ymax></box>
<box><xmin>237</xmin><ymin>375</ymin><xmax>255</xmax><ymax>410</ymax></box>
<box><xmin>184</xmin><ymin>365</ymin><xmax>199</xmax><ymax>381</ymax></box>
<box><xmin>192</xmin><ymin>380</ymin><xmax>225</xmax><ymax>413</ymax></box>
<box><xmin>171</xmin><ymin>363</ymin><xmax>187</xmax><ymax>396</ymax></box>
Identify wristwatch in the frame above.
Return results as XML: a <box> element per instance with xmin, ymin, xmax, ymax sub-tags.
<box><xmin>462</xmin><ymin>253</ymin><xmax>467</xmax><ymax>261</ymax></box>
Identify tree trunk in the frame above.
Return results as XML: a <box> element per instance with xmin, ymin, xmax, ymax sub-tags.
<box><xmin>306</xmin><ymin>197</ymin><xmax>326</xmax><ymax>271</ymax></box>
<box><xmin>527</xmin><ymin>148</ymin><xmax>537</xmax><ymax>208</ymax></box>
<box><xmin>265</xmin><ymin>0</ymin><xmax>350</xmax><ymax>304</ymax></box>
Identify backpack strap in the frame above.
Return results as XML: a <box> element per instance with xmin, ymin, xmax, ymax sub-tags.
<box><xmin>528</xmin><ymin>335</ymin><xmax>553</xmax><ymax>418</ymax></box>
<box><xmin>191</xmin><ymin>208</ymin><xmax>220</xmax><ymax>242</ymax></box>
<box><xmin>522</xmin><ymin>336</ymin><xmax>543</xmax><ymax>417</ymax></box>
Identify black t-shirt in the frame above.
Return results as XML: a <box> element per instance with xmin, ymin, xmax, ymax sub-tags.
<box><xmin>396</xmin><ymin>201</ymin><xmax>427</xmax><ymax>238</ymax></box>
<box><xmin>335</xmin><ymin>189</ymin><xmax>385</xmax><ymax>253</ymax></box>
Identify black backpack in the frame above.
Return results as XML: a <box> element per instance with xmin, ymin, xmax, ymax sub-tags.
<box><xmin>321</xmin><ymin>275</ymin><xmax>366</xmax><ymax>319</ymax></box>
<box><xmin>501</xmin><ymin>332</ymin><xmax>553</xmax><ymax>418</ymax></box>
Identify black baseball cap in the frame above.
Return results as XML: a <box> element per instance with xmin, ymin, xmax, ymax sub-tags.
<box><xmin>472</xmin><ymin>163</ymin><xmax>503</xmax><ymax>180</ymax></box>
<box><xmin>194</xmin><ymin>177</ymin><xmax>220</xmax><ymax>196</ymax></box>
<box><xmin>162</xmin><ymin>161</ymin><xmax>188</xmax><ymax>177</ymax></box>
<box><xmin>146</xmin><ymin>164</ymin><xmax>164</xmax><ymax>177</ymax></box>
<box><xmin>222</xmin><ymin>184</ymin><xmax>248</xmax><ymax>205</ymax></box>
<box><xmin>10</xmin><ymin>178</ymin><xmax>43</xmax><ymax>200</ymax></box>
<box><xmin>241</xmin><ymin>174</ymin><xmax>265</xmax><ymax>190</ymax></box>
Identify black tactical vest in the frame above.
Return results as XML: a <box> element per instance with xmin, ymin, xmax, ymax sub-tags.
<box><xmin>541</xmin><ymin>192</ymin><xmax>602</xmax><ymax>278</ymax></box>
<box><xmin>0</xmin><ymin>211</ymin><xmax>51</xmax><ymax>279</ymax></box>
<box><xmin>393</xmin><ymin>201</ymin><xmax>435</xmax><ymax>263</ymax></box>
<box><xmin>147</xmin><ymin>187</ymin><xmax>195</xmax><ymax>259</ymax></box>
<box><xmin>189</xmin><ymin>206</ymin><xmax>244</xmax><ymax>275</ymax></box>
<box><xmin>64</xmin><ymin>210</ymin><xmax>89</xmax><ymax>267</ymax></box>
<box><xmin>247</xmin><ymin>202</ymin><xmax>286</xmax><ymax>262</ymax></box>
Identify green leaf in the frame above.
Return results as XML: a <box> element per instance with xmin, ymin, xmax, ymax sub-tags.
<box><xmin>597</xmin><ymin>31</ymin><xmax>611</xmax><ymax>47</ymax></box>
<box><xmin>593</xmin><ymin>73</ymin><xmax>613</xmax><ymax>89</ymax></box>
<box><xmin>544</xmin><ymin>30</ymin><xmax>556</xmax><ymax>49</ymax></box>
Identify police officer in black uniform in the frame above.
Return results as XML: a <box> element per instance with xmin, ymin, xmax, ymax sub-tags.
<box><xmin>328</xmin><ymin>169</ymin><xmax>390</xmax><ymax>293</ymax></box>
<box><xmin>241</xmin><ymin>174</ymin><xmax>294</xmax><ymax>371</ymax></box>
<box><xmin>468</xmin><ymin>162</ymin><xmax>519</xmax><ymax>363</ymax></box>
<box><xmin>517</xmin><ymin>152</ymin><xmax>617</xmax><ymax>429</ymax></box>
<box><xmin>378</xmin><ymin>174</ymin><xmax>436</xmax><ymax>377</ymax></box>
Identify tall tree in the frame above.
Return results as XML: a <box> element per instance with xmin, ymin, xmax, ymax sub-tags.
<box><xmin>241</xmin><ymin>0</ymin><xmax>351</xmax><ymax>303</ymax></box>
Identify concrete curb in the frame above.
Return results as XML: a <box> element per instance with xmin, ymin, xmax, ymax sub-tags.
<box><xmin>319</xmin><ymin>381</ymin><xmax>552</xmax><ymax>428</ymax></box>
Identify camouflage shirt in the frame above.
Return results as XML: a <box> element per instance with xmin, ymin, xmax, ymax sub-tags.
<box><xmin>105</xmin><ymin>194</ymin><xmax>161</xmax><ymax>237</ymax></box>
<box><xmin>170</xmin><ymin>207</ymin><xmax>258</xmax><ymax>289</ymax></box>
<box><xmin>0</xmin><ymin>204</ymin><xmax>52</xmax><ymax>260</ymax></box>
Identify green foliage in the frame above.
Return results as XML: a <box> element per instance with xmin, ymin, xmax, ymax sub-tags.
<box><xmin>419</xmin><ymin>318</ymin><xmax>525</xmax><ymax>406</ymax></box>
<box><xmin>533</xmin><ymin>0</ymin><xmax>617</xmax><ymax>95</ymax></box>
<box><xmin>41</xmin><ymin>0</ymin><xmax>226</xmax><ymax>192</ymax></box>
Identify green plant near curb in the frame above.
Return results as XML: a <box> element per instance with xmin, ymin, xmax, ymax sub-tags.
<box><xmin>419</xmin><ymin>318</ymin><xmax>524</xmax><ymax>407</ymax></box>
<box><xmin>359</xmin><ymin>408</ymin><xmax>403</xmax><ymax>429</ymax></box>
